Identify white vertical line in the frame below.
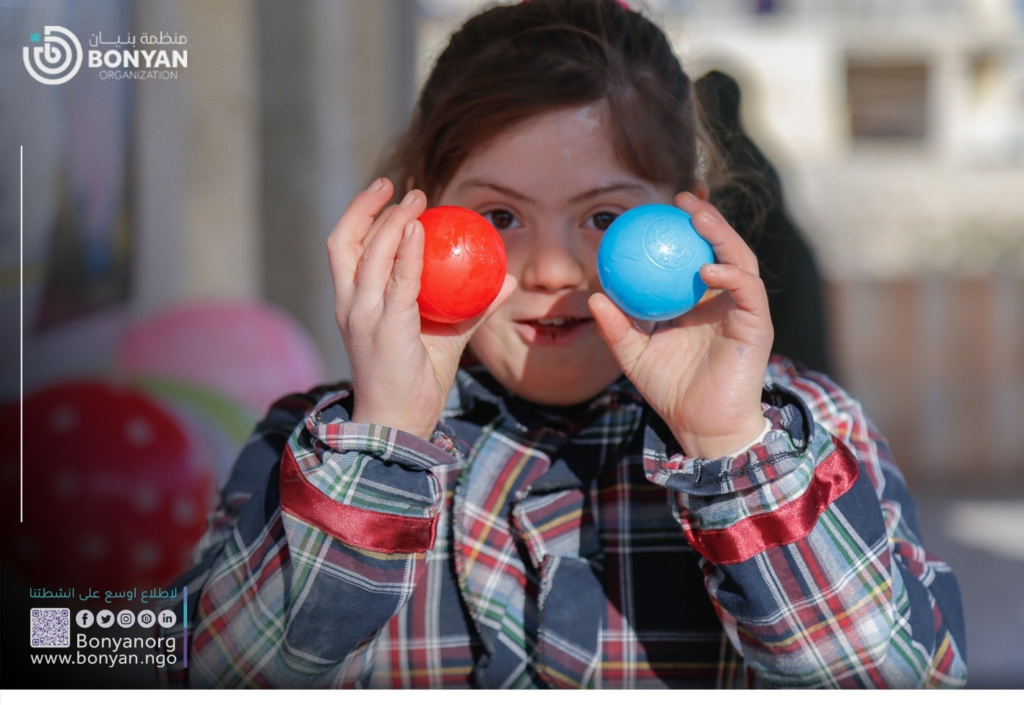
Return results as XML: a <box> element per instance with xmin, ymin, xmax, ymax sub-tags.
<box><xmin>20</xmin><ymin>145</ymin><xmax>24</xmax><ymax>523</ymax></box>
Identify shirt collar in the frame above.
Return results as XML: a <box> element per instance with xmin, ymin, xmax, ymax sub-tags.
<box><xmin>444</xmin><ymin>365</ymin><xmax>643</xmax><ymax>431</ymax></box>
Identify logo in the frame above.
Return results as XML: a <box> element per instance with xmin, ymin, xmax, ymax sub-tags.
<box><xmin>157</xmin><ymin>609</ymin><xmax>177</xmax><ymax>628</ymax></box>
<box><xmin>23</xmin><ymin>26</ymin><xmax>83</xmax><ymax>85</ymax></box>
<box><xmin>96</xmin><ymin>609</ymin><xmax>115</xmax><ymax>628</ymax></box>
<box><xmin>137</xmin><ymin>610</ymin><xmax>156</xmax><ymax>628</ymax></box>
<box><xmin>117</xmin><ymin>610</ymin><xmax>136</xmax><ymax>628</ymax></box>
<box><xmin>76</xmin><ymin>610</ymin><xmax>95</xmax><ymax>628</ymax></box>
<box><xmin>643</xmin><ymin>217</ymin><xmax>698</xmax><ymax>271</ymax></box>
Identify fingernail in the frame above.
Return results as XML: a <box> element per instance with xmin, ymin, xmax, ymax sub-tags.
<box><xmin>680</xmin><ymin>191</ymin><xmax>697</xmax><ymax>202</ymax></box>
<box><xmin>368</xmin><ymin>178</ymin><xmax>385</xmax><ymax>193</ymax></box>
<box><xmin>696</xmin><ymin>209</ymin><xmax>720</xmax><ymax>223</ymax></box>
<box><xmin>403</xmin><ymin>221</ymin><xmax>416</xmax><ymax>239</ymax></box>
<box><xmin>702</xmin><ymin>263</ymin><xmax>720</xmax><ymax>275</ymax></box>
<box><xmin>401</xmin><ymin>191</ymin><xmax>418</xmax><ymax>207</ymax></box>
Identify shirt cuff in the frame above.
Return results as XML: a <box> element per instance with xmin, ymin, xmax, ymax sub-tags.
<box><xmin>305</xmin><ymin>387</ymin><xmax>461</xmax><ymax>468</ymax></box>
<box><xmin>644</xmin><ymin>385</ymin><xmax>816</xmax><ymax>496</ymax></box>
<box><xmin>720</xmin><ymin>417</ymin><xmax>773</xmax><ymax>459</ymax></box>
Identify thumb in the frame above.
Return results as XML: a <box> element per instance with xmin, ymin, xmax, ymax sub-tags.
<box><xmin>588</xmin><ymin>293</ymin><xmax>650</xmax><ymax>375</ymax></box>
<box><xmin>423</xmin><ymin>274</ymin><xmax>518</xmax><ymax>382</ymax></box>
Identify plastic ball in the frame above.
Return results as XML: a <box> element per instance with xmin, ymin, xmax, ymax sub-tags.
<box><xmin>417</xmin><ymin>206</ymin><xmax>507</xmax><ymax>324</ymax></box>
<box><xmin>132</xmin><ymin>377</ymin><xmax>257</xmax><ymax>488</ymax></box>
<box><xmin>0</xmin><ymin>380</ymin><xmax>215</xmax><ymax>592</ymax></box>
<box><xmin>597</xmin><ymin>204</ymin><xmax>715</xmax><ymax>321</ymax></box>
<box><xmin>116</xmin><ymin>301</ymin><xmax>326</xmax><ymax>416</ymax></box>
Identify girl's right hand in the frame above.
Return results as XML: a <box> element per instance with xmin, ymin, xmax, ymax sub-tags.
<box><xmin>328</xmin><ymin>178</ymin><xmax>517</xmax><ymax>440</ymax></box>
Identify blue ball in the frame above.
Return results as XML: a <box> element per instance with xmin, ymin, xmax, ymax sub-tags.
<box><xmin>597</xmin><ymin>204</ymin><xmax>715</xmax><ymax>321</ymax></box>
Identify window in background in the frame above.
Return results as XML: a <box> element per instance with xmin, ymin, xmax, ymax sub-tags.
<box><xmin>846</xmin><ymin>60</ymin><xmax>930</xmax><ymax>141</ymax></box>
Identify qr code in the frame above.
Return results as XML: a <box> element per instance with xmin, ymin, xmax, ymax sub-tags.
<box><xmin>30</xmin><ymin>608</ymin><xmax>70</xmax><ymax>648</ymax></box>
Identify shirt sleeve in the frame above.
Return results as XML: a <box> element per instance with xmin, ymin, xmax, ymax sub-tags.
<box><xmin>643</xmin><ymin>356</ymin><xmax>968</xmax><ymax>688</ymax></box>
<box><xmin>161</xmin><ymin>385</ymin><xmax>461</xmax><ymax>688</ymax></box>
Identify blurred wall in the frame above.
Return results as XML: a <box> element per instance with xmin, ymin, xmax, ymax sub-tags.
<box><xmin>830</xmin><ymin>277</ymin><xmax>1024</xmax><ymax>490</ymax></box>
<box><xmin>135</xmin><ymin>0</ymin><xmax>260</xmax><ymax>310</ymax></box>
<box><xmin>1</xmin><ymin>0</ymin><xmax>264</xmax><ymax>393</ymax></box>
<box><xmin>259</xmin><ymin>0</ymin><xmax>416</xmax><ymax>384</ymax></box>
<box><xmin>1</xmin><ymin>0</ymin><xmax>415</xmax><ymax>397</ymax></box>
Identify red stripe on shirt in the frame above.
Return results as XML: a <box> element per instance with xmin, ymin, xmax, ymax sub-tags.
<box><xmin>279</xmin><ymin>445</ymin><xmax>438</xmax><ymax>554</ymax></box>
<box><xmin>684</xmin><ymin>441</ymin><xmax>859</xmax><ymax>565</ymax></box>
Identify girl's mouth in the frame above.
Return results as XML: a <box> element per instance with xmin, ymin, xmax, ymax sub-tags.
<box><xmin>514</xmin><ymin>316</ymin><xmax>592</xmax><ymax>345</ymax></box>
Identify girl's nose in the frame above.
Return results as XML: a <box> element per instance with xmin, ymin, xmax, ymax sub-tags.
<box><xmin>518</xmin><ymin>229</ymin><xmax>588</xmax><ymax>293</ymax></box>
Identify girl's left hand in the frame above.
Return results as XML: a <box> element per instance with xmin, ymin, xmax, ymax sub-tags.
<box><xmin>589</xmin><ymin>191</ymin><xmax>773</xmax><ymax>459</ymax></box>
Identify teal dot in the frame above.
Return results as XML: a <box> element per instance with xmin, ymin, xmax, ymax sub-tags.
<box><xmin>30</xmin><ymin>33</ymin><xmax>40</xmax><ymax>42</ymax></box>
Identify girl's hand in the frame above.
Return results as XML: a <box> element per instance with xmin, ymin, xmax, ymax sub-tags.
<box><xmin>589</xmin><ymin>191</ymin><xmax>773</xmax><ymax>459</ymax></box>
<box><xmin>328</xmin><ymin>178</ymin><xmax>517</xmax><ymax>439</ymax></box>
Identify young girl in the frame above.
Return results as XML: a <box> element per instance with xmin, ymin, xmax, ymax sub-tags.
<box><xmin>168</xmin><ymin>0</ymin><xmax>966</xmax><ymax>689</ymax></box>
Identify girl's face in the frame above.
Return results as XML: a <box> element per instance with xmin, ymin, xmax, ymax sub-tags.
<box><xmin>436</xmin><ymin>104</ymin><xmax>676</xmax><ymax>406</ymax></box>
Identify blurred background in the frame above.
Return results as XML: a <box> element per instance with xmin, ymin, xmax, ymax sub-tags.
<box><xmin>1</xmin><ymin>0</ymin><xmax>1022</xmax><ymax>689</ymax></box>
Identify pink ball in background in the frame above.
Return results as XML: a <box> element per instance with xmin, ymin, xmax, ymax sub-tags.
<box><xmin>116</xmin><ymin>300</ymin><xmax>326</xmax><ymax>416</ymax></box>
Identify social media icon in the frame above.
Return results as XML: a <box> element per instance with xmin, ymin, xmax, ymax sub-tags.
<box><xmin>157</xmin><ymin>609</ymin><xmax>177</xmax><ymax>628</ymax></box>
<box><xmin>137</xmin><ymin>610</ymin><xmax>155</xmax><ymax>628</ymax></box>
<box><xmin>76</xmin><ymin>610</ymin><xmax>94</xmax><ymax>628</ymax></box>
<box><xmin>96</xmin><ymin>610</ymin><xmax>114</xmax><ymax>628</ymax></box>
<box><xmin>117</xmin><ymin>609</ymin><xmax>135</xmax><ymax>628</ymax></box>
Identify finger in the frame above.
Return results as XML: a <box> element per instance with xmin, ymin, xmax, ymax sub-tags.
<box><xmin>356</xmin><ymin>190</ymin><xmax>426</xmax><ymax>301</ymax></box>
<box><xmin>675</xmin><ymin>192</ymin><xmax>759</xmax><ymax>275</ymax></box>
<box><xmin>421</xmin><ymin>274</ymin><xmax>518</xmax><ymax>381</ymax></box>
<box><xmin>699</xmin><ymin>263</ymin><xmax>771</xmax><ymax>318</ymax></box>
<box><xmin>327</xmin><ymin>177</ymin><xmax>394</xmax><ymax>294</ymax></box>
<box><xmin>676</xmin><ymin>190</ymin><xmax>728</xmax><ymax>221</ymax></box>
<box><xmin>361</xmin><ymin>189</ymin><xmax>424</xmax><ymax>259</ymax></box>
<box><xmin>588</xmin><ymin>292</ymin><xmax>651</xmax><ymax>375</ymax></box>
<box><xmin>383</xmin><ymin>219</ymin><xmax>424</xmax><ymax>312</ymax></box>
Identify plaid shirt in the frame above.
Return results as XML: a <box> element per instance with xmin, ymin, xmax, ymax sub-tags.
<box><xmin>164</xmin><ymin>355</ymin><xmax>967</xmax><ymax>689</ymax></box>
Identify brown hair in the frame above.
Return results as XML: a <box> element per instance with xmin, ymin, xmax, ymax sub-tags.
<box><xmin>382</xmin><ymin>0</ymin><xmax>718</xmax><ymax>202</ymax></box>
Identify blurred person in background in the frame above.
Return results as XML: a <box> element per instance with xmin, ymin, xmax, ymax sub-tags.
<box><xmin>696</xmin><ymin>69</ymin><xmax>832</xmax><ymax>376</ymax></box>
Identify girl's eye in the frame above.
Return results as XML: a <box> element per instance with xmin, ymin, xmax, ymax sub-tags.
<box><xmin>590</xmin><ymin>212</ymin><xmax>618</xmax><ymax>231</ymax></box>
<box><xmin>483</xmin><ymin>209</ymin><xmax>520</xmax><ymax>230</ymax></box>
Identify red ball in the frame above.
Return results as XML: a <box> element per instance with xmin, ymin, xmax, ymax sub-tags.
<box><xmin>1</xmin><ymin>381</ymin><xmax>215</xmax><ymax>592</ymax></box>
<box><xmin>417</xmin><ymin>206</ymin><xmax>507</xmax><ymax>324</ymax></box>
